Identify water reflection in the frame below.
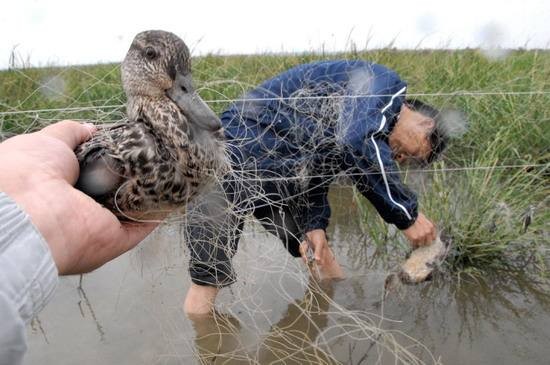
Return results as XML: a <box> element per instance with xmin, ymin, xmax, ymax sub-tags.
<box><xmin>189</xmin><ymin>279</ymin><xmax>338</xmax><ymax>364</ymax></box>
<box><xmin>24</xmin><ymin>187</ymin><xmax>550</xmax><ymax>365</ymax></box>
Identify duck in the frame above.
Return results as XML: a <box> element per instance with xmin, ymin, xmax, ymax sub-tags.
<box><xmin>75</xmin><ymin>30</ymin><xmax>228</xmax><ymax>219</ymax></box>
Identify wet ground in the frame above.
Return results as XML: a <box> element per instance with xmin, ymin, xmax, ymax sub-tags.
<box><xmin>25</xmin><ymin>187</ymin><xmax>550</xmax><ymax>364</ymax></box>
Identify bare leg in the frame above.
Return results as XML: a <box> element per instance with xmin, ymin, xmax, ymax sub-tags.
<box><xmin>184</xmin><ymin>284</ymin><xmax>220</xmax><ymax>315</ymax></box>
<box><xmin>184</xmin><ymin>181</ymin><xmax>244</xmax><ymax>315</ymax></box>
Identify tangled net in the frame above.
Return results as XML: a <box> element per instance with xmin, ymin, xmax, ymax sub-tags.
<box><xmin>2</xmin><ymin>55</ymin><xmax>549</xmax><ymax>364</ymax></box>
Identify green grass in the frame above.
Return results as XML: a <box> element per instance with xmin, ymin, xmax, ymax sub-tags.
<box><xmin>1</xmin><ymin>49</ymin><xmax>549</xmax><ymax>274</ymax></box>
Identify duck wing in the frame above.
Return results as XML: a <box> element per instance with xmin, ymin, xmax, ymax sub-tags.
<box><xmin>75</xmin><ymin>123</ymin><xmax>128</xmax><ymax>205</ymax></box>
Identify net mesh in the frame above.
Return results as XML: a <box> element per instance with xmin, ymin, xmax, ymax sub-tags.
<box><xmin>2</xmin><ymin>51</ymin><xmax>549</xmax><ymax>364</ymax></box>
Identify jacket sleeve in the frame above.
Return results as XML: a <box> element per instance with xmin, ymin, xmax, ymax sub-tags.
<box><xmin>0</xmin><ymin>192</ymin><xmax>58</xmax><ymax>365</ymax></box>
<box><xmin>349</xmin><ymin>144</ymin><xmax>418</xmax><ymax>229</ymax></box>
<box><xmin>340</xmin><ymin>64</ymin><xmax>418</xmax><ymax>230</ymax></box>
<box><xmin>303</xmin><ymin>176</ymin><xmax>331</xmax><ymax>232</ymax></box>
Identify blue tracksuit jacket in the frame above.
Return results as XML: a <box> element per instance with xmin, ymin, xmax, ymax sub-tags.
<box><xmin>221</xmin><ymin>60</ymin><xmax>418</xmax><ymax>231</ymax></box>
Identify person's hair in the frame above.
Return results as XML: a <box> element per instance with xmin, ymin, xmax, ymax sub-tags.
<box><xmin>405</xmin><ymin>99</ymin><xmax>448</xmax><ymax>164</ymax></box>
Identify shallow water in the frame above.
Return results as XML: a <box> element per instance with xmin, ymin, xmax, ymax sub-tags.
<box><xmin>25</xmin><ymin>187</ymin><xmax>550</xmax><ymax>364</ymax></box>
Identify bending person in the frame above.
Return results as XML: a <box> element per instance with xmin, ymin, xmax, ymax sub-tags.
<box><xmin>184</xmin><ymin>60</ymin><xmax>448</xmax><ymax>314</ymax></box>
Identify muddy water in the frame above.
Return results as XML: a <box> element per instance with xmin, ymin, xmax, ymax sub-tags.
<box><xmin>24</xmin><ymin>187</ymin><xmax>550</xmax><ymax>364</ymax></box>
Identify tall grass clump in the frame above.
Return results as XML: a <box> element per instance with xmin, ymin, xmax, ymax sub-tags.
<box><xmin>1</xmin><ymin>49</ymin><xmax>549</xmax><ymax>274</ymax></box>
<box><xmin>355</xmin><ymin>89</ymin><xmax>549</xmax><ymax>274</ymax></box>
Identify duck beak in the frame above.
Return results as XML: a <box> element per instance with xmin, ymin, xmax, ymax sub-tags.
<box><xmin>166</xmin><ymin>72</ymin><xmax>222</xmax><ymax>132</ymax></box>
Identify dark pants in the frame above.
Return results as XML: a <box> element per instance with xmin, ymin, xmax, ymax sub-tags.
<box><xmin>185</xmin><ymin>178</ymin><xmax>303</xmax><ymax>287</ymax></box>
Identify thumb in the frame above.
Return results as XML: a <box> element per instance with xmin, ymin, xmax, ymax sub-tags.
<box><xmin>299</xmin><ymin>241</ymin><xmax>309</xmax><ymax>264</ymax></box>
<box><xmin>118</xmin><ymin>221</ymin><xmax>159</xmax><ymax>253</ymax></box>
<box><xmin>40</xmin><ymin>120</ymin><xmax>96</xmax><ymax>150</ymax></box>
<box><xmin>315</xmin><ymin>240</ymin><xmax>325</xmax><ymax>265</ymax></box>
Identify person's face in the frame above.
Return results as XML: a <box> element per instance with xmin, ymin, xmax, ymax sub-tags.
<box><xmin>390</xmin><ymin>105</ymin><xmax>434</xmax><ymax>165</ymax></box>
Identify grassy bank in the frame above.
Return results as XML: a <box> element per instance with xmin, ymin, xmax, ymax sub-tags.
<box><xmin>1</xmin><ymin>50</ymin><xmax>548</xmax><ymax>273</ymax></box>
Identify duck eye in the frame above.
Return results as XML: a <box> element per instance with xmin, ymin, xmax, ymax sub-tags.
<box><xmin>144</xmin><ymin>47</ymin><xmax>157</xmax><ymax>60</ymax></box>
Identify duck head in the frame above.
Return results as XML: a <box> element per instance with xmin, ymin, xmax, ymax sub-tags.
<box><xmin>121</xmin><ymin>30</ymin><xmax>222</xmax><ymax>133</ymax></box>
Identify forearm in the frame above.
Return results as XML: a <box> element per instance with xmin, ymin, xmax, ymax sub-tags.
<box><xmin>0</xmin><ymin>192</ymin><xmax>58</xmax><ymax>365</ymax></box>
<box><xmin>351</xmin><ymin>143</ymin><xmax>418</xmax><ymax>230</ymax></box>
<box><xmin>357</xmin><ymin>183</ymin><xmax>418</xmax><ymax>229</ymax></box>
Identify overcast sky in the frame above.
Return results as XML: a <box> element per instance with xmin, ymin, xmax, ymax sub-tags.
<box><xmin>1</xmin><ymin>0</ymin><xmax>549</xmax><ymax>69</ymax></box>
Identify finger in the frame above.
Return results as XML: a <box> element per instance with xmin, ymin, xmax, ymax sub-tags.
<box><xmin>41</xmin><ymin>121</ymin><xmax>96</xmax><ymax>150</ymax></box>
<box><xmin>426</xmin><ymin>227</ymin><xmax>435</xmax><ymax>244</ymax></box>
<box><xmin>117</xmin><ymin>221</ymin><xmax>159</xmax><ymax>254</ymax></box>
<box><xmin>421</xmin><ymin>234</ymin><xmax>430</xmax><ymax>246</ymax></box>
<box><xmin>299</xmin><ymin>241</ymin><xmax>309</xmax><ymax>264</ymax></box>
<box><xmin>416</xmin><ymin>234</ymin><xmax>428</xmax><ymax>247</ymax></box>
<box><xmin>426</xmin><ymin>232</ymin><xmax>434</xmax><ymax>245</ymax></box>
<box><xmin>315</xmin><ymin>241</ymin><xmax>325</xmax><ymax>265</ymax></box>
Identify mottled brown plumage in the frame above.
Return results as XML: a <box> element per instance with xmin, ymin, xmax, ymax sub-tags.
<box><xmin>76</xmin><ymin>30</ymin><xmax>228</xmax><ymax>219</ymax></box>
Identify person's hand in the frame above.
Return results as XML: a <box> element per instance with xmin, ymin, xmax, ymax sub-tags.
<box><xmin>299</xmin><ymin>229</ymin><xmax>330</xmax><ymax>265</ymax></box>
<box><xmin>0</xmin><ymin>121</ymin><xmax>158</xmax><ymax>275</ymax></box>
<box><xmin>402</xmin><ymin>212</ymin><xmax>437</xmax><ymax>249</ymax></box>
<box><xmin>299</xmin><ymin>229</ymin><xmax>345</xmax><ymax>280</ymax></box>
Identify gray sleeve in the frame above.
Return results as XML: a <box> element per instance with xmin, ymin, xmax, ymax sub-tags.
<box><xmin>0</xmin><ymin>192</ymin><xmax>58</xmax><ymax>365</ymax></box>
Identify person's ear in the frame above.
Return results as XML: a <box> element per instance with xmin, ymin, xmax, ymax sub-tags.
<box><xmin>423</xmin><ymin>118</ymin><xmax>435</xmax><ymax>128</ymax></box>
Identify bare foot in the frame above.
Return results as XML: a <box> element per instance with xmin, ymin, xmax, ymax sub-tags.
<box><xmin>184</xmin><ymin>283</ymin><xmax>220</xmax><ymax>315</ymax></box>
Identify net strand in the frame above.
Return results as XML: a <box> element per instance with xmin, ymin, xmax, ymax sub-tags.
<box><xmin>218</xmin><ymin>163</ymin><xmax>548</xmax><ymax>183</ymax></box>
<box><xmin>1</xmin><ymin>90</ymin><xmax>550</xmax><ymax>116</ymax></box>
